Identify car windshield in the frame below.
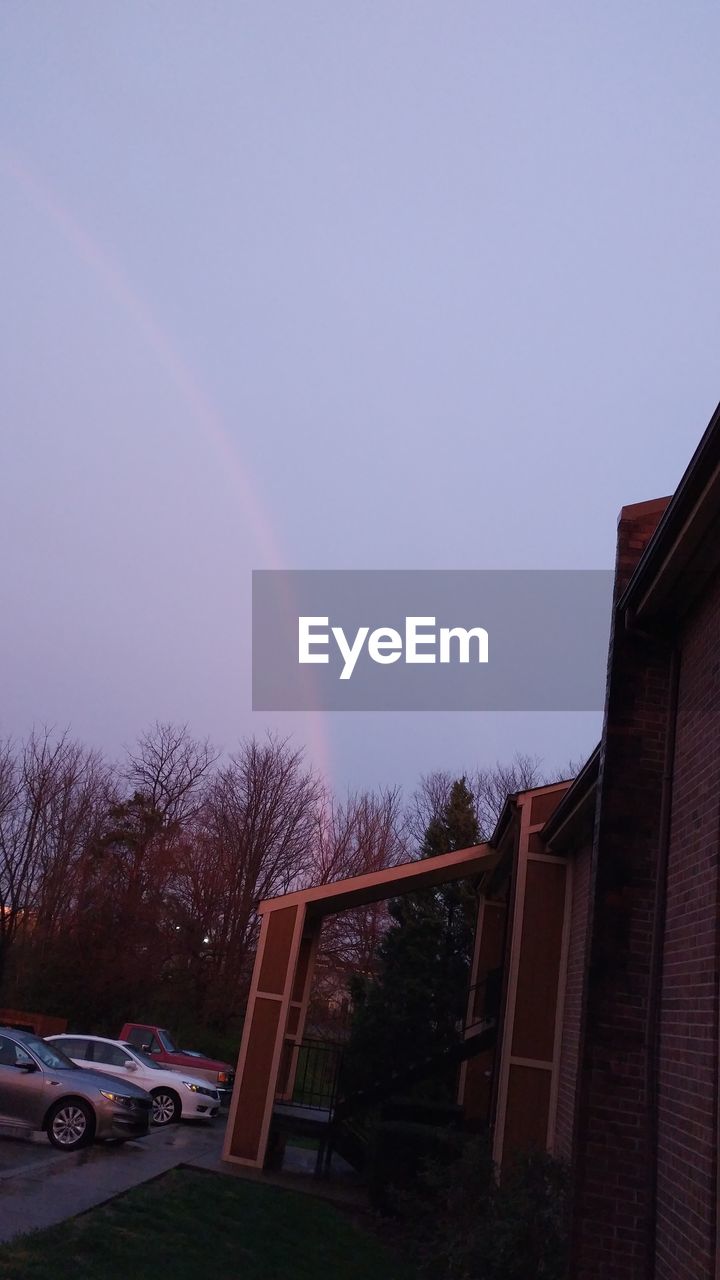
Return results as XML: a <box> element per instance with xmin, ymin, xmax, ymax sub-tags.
<box><xmin>24</xmin><ymin>1036</ymin><xmax>76</xmax><ymax>1070</ymax></box>
<box><xmin>122</xmin><ymin>1044</ymin><xmax>163</xmax><ymax>1070</ymax></box>
<box><xmin>158</xmin><ymin>1028</ymin><xmax>179</xmax><ymax>1052</ymax></box>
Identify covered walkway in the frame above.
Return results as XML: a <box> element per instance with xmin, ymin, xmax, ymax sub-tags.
<box><xmin>222</xmin><ymin>842</ymin><xmax>497</xmax><ymax>1170</ymax></box>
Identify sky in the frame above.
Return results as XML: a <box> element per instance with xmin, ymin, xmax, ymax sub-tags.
<box><xmin>1</xmin><ymin>2</ymin><xmax>719</xmax><ymax>795</ymax></box>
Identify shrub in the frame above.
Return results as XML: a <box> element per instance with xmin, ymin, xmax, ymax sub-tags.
<box><xmin>367</xmin><ymin>1120</ymin><xmax>464</xmax><ymax>1214</ymax></box>
<box><xmin>381</xmin><ymin>1096</ymin><xmax>465</xmax><ymax>1128</ymax></box>
<box><xmin>399</xmin><ymin>1133</ymin><xmax>570</xmax><ymax>1280</ymax></box>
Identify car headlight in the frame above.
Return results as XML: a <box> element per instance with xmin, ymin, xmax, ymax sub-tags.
<box><xmin>100</xmin><ymin>1090</ymin><xmax>134</xmax><ymax>1107</ymax></box>
<box><xmin>182</xmin><ymin>1081</ymin><xmax>218</xmax><ymax>1098</ymax></box>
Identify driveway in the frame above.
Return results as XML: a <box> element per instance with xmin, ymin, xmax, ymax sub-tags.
<box><xmin>0</xmin><ymin>1117</ymin><xmax>225</xmax><ymax>1242</ymax></box>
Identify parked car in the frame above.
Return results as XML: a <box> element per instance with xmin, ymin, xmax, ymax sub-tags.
<box><xmin>118</xmin><ymin>1023</ymin><xmax>235</xmax><ymax>1103</ymax></box>
<box><xmin>0</xmin><ymin>1027</ymin><xmax>151</xmax><ymax>1151</ymax></box>
<box><xmin>48</xmin><ymin>1034</ymin><xmax>221</xmax><ymax>1126</ymax></box>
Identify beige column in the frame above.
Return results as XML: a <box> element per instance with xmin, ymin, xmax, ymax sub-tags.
<box><xmin>222</xmin><ymin>901</ymin><xmax>308</xmax><ymax>1169</ymax></box>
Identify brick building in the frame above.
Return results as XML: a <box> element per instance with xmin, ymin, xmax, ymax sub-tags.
<box><xmin>463</xmin><ymin>402</ymin><xmax>720</xmax><ymax>1277</ymax></box>
<box><xmin>225</xmin><ymin>402</ymin><xmax>720</xmax><ymax>1278</ymax></box>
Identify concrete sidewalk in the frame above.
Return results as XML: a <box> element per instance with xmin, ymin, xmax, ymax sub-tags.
<box><xmin>190</xmin><ymin>1142</ymin><xmax>367</xmax><ymax>1210</ymax></box>
<box><xmin>0</xmin><ymin>1120</ymin><xmax>224</xmax><ymax>1242</ymax></box>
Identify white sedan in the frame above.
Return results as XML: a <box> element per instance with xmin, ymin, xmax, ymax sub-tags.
<box><xmin>47</xmin><ymin>1034</ymin><xmax>221</xmax><ymax>1126</ymax></box>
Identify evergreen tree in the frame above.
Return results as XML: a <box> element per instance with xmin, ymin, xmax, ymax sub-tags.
<box><xmin>342</xmin><ymin>778</ymin><xmax>479</xmax><ymax>1099</ymax></box>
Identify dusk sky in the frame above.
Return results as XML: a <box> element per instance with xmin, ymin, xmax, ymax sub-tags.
<box><xmin>2</xmin><ymin>3</ymin><xmax>719</xmax><ymax>794</ymax></box>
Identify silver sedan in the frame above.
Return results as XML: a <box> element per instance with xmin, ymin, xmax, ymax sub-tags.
<box><xmin>0</xmin><ymin>1028</ymin><xmax>152</xmax><ymax>1150</ymax></box>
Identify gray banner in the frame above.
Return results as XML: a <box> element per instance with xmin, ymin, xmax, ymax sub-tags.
<box><xmin>252</xmin><ymin>570</ymin><xmax>613</xmax><ymax>711</ymax></box>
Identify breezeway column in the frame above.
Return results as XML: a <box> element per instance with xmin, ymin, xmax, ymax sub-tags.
<box><xmin>275</xmin><ymin>922</ymin><xmax>321</xmax><ymax>1102</ymax></box>
<box><xmin>223</xmin><ymin>901</ymin><xmax>310</xmax><ymax>1168</ymax></box>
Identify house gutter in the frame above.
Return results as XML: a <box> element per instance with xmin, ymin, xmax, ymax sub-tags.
<box><xmin>619</xmin><ymin>400</ymin><xmax>720</xmax><ymax>618</ymax></box>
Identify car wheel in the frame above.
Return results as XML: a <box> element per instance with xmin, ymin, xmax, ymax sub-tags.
<box><xmin>47</xmin><ymin>1099</ymin><xmax>94</xmax><ymax>1151</ymax></box>
<box><xmin>150</xmin><ymin>1088</ymin><xmax>181</xmax><ymax>1126</ymax></box>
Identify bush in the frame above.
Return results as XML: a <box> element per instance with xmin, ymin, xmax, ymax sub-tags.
<box><xmin>381</xmin><ymin>1096</ymin><xmax>465</xmax><ymax>1128</ymax></box>
<box><xmin>399</xmin><ymin>1133</ymin><xmax>570</xmax><ymax>1280</ymax></box>
<box><xmin>368</xmin><ymin>1120</ymin><xmax>464</xmax><ymax>1214</ymax></box>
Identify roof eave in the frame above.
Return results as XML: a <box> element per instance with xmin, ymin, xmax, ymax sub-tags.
<box><xmin>619</xmin><ymin>401</ymin><xmax>720</xmax><ymax>622</ymax></box>
<box><xmin>542</xmin><ymin>745</ymin><xmax>600</xmax><ymax>849</ymax></box>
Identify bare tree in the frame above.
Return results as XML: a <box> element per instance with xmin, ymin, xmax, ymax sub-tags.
<box><xmin>404</xmin><ymin>770</ymin><xmax>455</xmax><ymax>852</ymax></box>
<box><xmin>173</xmin><ymin>735</ymin><xmax>322</xmax><ymax>1024</ymax></box>
<box><xmin>0</xmin><ymin>738</ymin><xmax>24</xmax><ymax>974</ymax></box>
<box><xmin>406</xmin><ymin>753</ymin><xmax>549</xmax><ymax>850</ymax></box>
<box><xmin>311</xmin><ymin>787</ymin><xmax>406</xmax><ymax>887</ymax></box>
<box><xmin>0</xmin><ymin>730</ymin><xmax>108</xmax><ymax>981</ymax></box>
<box><xmin>308</xmin><ymin>788</ymin><xmax>406</xmax><ymax>1029</ymax></box>
<box><xmin>124</xmin><ymin>722</ymin><xmax>218</xmax><ymax>825</ymax></box>
<box><xmin>30</xmin><ymin>741</ymin><xmax>115</xmax><ymax>940</ymax></box>
<box><xmin>470</xmin><ymin>752</ymin><xmax>546</xmax><ymax>839</ymax></box>
<box><xmin>0</xmin><ymin>717</ymin><xmax>584</xmax><ymax>1036</ymax></box>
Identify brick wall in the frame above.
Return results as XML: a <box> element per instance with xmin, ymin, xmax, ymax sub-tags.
<box><xmin>571</xmin><ymin>501</ymin><xmax>673</xmax><ymax>1280</ymax></box>
<box><xmin>654</xmin><ymin>572</ymin><xmax>720</xmax><ymax>1279</ymax></box>
<box><xmin>554</xmin><ymin>841</ymin><xmax>592</xmax><ymax>1162</ymax></box>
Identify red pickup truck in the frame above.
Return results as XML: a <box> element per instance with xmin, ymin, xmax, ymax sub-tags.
<box><xmin>119</xmin><ymin>1023</ymin><xmax>235</xmax><ymax>1103</ymax></box>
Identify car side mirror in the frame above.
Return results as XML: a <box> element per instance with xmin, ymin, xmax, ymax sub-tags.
<box><xmin>124</xmin><ymin>1061</ymin><xmax>138</xmax><ymax>1071</ymax></box>
<box><xmin>16</xmin><ymin>1061</ymin><xmax>38</xmax><ymax>1073</ymax></box>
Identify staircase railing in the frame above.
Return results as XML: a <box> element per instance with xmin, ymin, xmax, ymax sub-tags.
<box><xmin>276</xmin><ymin>1038</ymin><xmax>344</xmax><ymax>1112</ymax></box>
<box><xmin>464</xmin><ymin>965</ymin><xmax>502</xmax><ymax>1031</ymax></box>
<box><xmin>271</xmin><ymin>973</ymin><xmax>503</xmax><ymax>1175</ymax></box>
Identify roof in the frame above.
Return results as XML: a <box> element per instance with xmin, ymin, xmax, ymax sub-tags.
<box><xmin>258</xmin><ymin>842</ymin><xmax>497</xmax><ymax>919</ymax></box>
<box><xmin>619</xmin><ymin>400</ymin><xmax>720</xmax><ymax>622</ymax></box>
<box><xmin>488</xmin><ymin>779</ymin><xmax>574</xmax><ymax>849</ymax></box>
<box><xmin>480</xmin><ymin>780</ymin><xmax>574</xmax><ymax>895</ymax></box>
<box><xmin>542</xmin><ymin>745</ymin><xmax>600</xmax><ymax>850</ymax></box>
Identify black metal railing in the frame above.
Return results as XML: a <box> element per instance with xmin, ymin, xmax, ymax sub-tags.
<box><xmin>465</xmin><ymin>965</ymin><xmax>502</xmax><ymax>1031</ymax></box>
<box><xmin>289</xmin><ymin>1039</ymin><xmax>344</xmax><ymax>1112</ymax></box>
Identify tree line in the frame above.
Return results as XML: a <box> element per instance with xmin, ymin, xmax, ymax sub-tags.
<box><xmin>0</xmin><ymin>720</ymin><xmax>554</xmax><ymax>1057</ymax></box>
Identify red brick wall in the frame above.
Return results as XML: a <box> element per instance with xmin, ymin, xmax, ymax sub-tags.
<box><xmin>572</xmin><ymin>501</ymin><xmax>673</xmax><ymax>1280</ymax></box>
<box><xmin>554</xmin><ymin>841</ymin><xmax>592</xmax><ymax>1162</ymax></box>
<box><xmin>654</xmin><ymin>572</ymin><xmax>720</xmax><ymax>1280</ymax></box>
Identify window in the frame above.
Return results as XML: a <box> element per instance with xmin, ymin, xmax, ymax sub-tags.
<box><xmin>121</xmin><ymin>1044</ymin><xmax>163</xmax><ymax>1070</ymax></box>
<box><xmin>53</xmin><ymin>1038</ymin><xmax>90</xmax><ymax>1060</ymax></box>
<box><xmin>0</xmin><ymin>1036</ymin><xmax>28</xmax><ymax>1067</ymax></box>
<box><xmin>126</xmin><ymin>1027</ymin><xmax>160</xmax><ymax>1053</ymax></box>
<box><xmin>89</xmin><ymin>1042</ymin><xmax>132</xmax><ymax>1068</ymax></box>
<box><xmin>20</xmin><ymin>1036</ymin><xmax>74</xmax><ymax>1070</ymax></box>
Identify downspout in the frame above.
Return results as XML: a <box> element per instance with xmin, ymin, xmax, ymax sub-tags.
<box><xmin>487</xmin><ymin>809</ymin><xmax>520</xmax><ymax>1155</ymax></box>
<box><xmin>625</xmin><ymin>609</ymin><xmax>680</xmax><ymax>1280</ymax></box>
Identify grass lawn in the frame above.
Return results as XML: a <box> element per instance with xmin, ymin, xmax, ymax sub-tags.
<box><xmin>0</xmin><ymin>1168</ymin><xmax>413</xmax><ymax>1280</ymax></box>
